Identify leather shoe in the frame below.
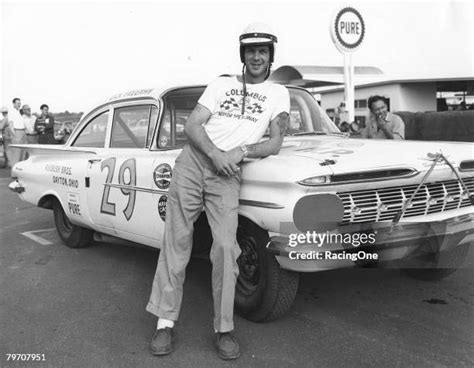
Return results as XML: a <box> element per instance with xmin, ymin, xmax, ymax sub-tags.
<box><xmin>150</xmin><ymin>327</ymin><xmax>174</xmax><ymax>356</ymax></box>
<box><xmin>216</xmin><ymin>331</ymin><xmax>241</xmax><ymax>360</ymax></box>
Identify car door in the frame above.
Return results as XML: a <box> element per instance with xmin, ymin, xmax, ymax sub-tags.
<box><xmin>150</xmin><ymin>88</ymin><xmax>203</xmax><ymax>243</ymax></box>
<box><xmin>85</xmin><ymin>102</ymin><xmax>161</xmax><ymax>246</ymax></box>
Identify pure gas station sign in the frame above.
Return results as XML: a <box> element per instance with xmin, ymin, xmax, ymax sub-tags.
<box><xmin>331</xmin><ymin>7</ymin><xmax>365</xmax><ymax>53</ymax></box>
<box><xmin>330</xmin><ymin>6</ymin><xmax>366</xmax><ymax>125</ymax></box>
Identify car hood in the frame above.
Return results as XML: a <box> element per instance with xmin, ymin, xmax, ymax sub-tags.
<box><xmin>276</xmin><ymin>136</ymin><xmax>474</xmax><ymax>174</ymax></box>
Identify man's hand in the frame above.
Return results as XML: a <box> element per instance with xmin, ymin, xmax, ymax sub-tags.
<box><xmin>375</xmin><ymin>112</ymin><xmax>387</xmax><ymax>128</ymax></box>
<box><xmin>226</xmin><ymin>147</ymin><xmax>245</xmax><ymax>164</ymax></box>
<box><xmin>209</xmin><ymin>148</ymin><xmax>242</xmax><ymax>177</ymax></box>
<box><xmin>375</xmin><ymin>113</ymin><xmax>395</xmax><ymax>139</ymax></box>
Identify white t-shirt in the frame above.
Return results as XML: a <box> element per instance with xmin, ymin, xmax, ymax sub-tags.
<box><xmin>23</xmin><ymin>114</ymin><xmax>37</xmax><ymax>134</ymax></box>
<box><xmin>198</xmin><ymin>76</ymin><xmax>290</xmax><ymax>151</ymax></box>
<box><xmin>10</xmin><ymin>108</ymin><xmax>25</xmax><ymax>129</ymax></box>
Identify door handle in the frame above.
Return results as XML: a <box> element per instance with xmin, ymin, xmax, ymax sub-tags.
<box><xmin>88</xmin><ymin>158</ymin><xmax>102</xmax><ymax>164</ymax></box>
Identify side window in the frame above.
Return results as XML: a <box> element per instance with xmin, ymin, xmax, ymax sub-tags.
<box><xmin>72</xmin><ymin>111</ymin><xmax>109</xmax><ymax>148</ymax></box>
<box><xmin>110</xmin><ymin>105</ymin><xmax>152</xmax><ymax>148</ymax></box>
<box><xmin>157</xmin><ymin>88</ymin><xmax>204</xmax><ymax>149</ymax></box>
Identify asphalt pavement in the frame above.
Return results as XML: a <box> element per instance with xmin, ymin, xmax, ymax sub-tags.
<box><xmin>1</xmin><ymin>167</ymin><xmax>473</xmax><ymax>368</ymax></box>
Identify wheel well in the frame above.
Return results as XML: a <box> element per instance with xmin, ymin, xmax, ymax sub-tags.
<box><xmin>192</xmin><ymin>213</ymin><xmax>268</xmax><ymax>256</ymax></box>
<box><xmin>38</xmin><ymin>195</ymin><xmax>59</xmax><ymax>210</ymax></box>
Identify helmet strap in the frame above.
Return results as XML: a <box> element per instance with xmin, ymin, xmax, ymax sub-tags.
<box><xmin>265</xmin><ymin>63</ymin><xmax>272</xmax><ymax>80</ymax></box>
<box><xmin>241</xmin><ymin>64</ymin><xmax>247</xmax><ymax>115</ymax></box>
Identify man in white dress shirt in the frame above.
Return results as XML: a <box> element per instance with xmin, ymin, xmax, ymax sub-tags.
<box><xmin>22</xmin><ymin>105</ymin><xmax>38</xmax><ymax>144</ymax></box>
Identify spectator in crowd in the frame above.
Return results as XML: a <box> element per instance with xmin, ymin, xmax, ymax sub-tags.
<box><xmin>10</xmin><ymin>98</ymin><xmax>28</xmax><ymax>166</ymax></box>
<box><xmin>360</xmin><ymin>95</ymin><xmax>404</xmax><ymax>139</ymax></box>
<box><xmin>35</xmin><ymin>104</ymin><xmax>56</xmax><ymax>144</ymax></box>
<box><xmin>0</xmin><ymin>106</ymin><xmax>14</xmax><ymax>168</ymax></box>
<box><xmin>22</xmin><ymin>104</ymin><xmax>38</xmax><ymax>144</ymax></box>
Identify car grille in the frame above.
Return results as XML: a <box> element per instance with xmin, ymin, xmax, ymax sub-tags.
<box><xmin>337</xmin><ymin>177</ymin><xmax>474</xmax><ymax>223</ymax></box>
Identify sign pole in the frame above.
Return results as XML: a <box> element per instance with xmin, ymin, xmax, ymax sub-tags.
<box><xmin>344</xmin><ymin>54</ymin><xmax>355</xmax><ymax>124</ymax></box>
<box><xmin>345</xmin><ymin>53</ymin><xmax>354</xmax><ymax>124</ymax></box>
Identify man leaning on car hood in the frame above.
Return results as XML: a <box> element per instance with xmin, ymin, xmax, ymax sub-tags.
<box><xmin>145</xmin><ymin>22</ymin><xmax>290</xmax><ymax>360</ymax></box>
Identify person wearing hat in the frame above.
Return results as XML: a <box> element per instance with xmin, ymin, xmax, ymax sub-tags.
<box><xmin>146</xmin><ymin>22</ymin><xmax>290</xmax><ymax>360</ymax></box>
<box><xmin>22</xmin><ymin>105</ymin><xmax>38</xmax><ymax>144</ymax></box>
<box><xmin>0</xmin><ymin>106</ymin><xmax>14</xmax><ymax>168</ymax></box>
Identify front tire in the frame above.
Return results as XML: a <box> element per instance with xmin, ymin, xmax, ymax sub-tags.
<box><xmin>235</xmin><ymin>217</ymin><xmax>299</xmax><ymax>322</ymax></box>
<box><xmin>401</xmin><ymin>240</ymin><xmax>470</xmax><ymax>281</ymax></box>
<box><xmin>53</xmin><ymin>199</ymin><xmax>93</xmax><ymax>248</ymax></box>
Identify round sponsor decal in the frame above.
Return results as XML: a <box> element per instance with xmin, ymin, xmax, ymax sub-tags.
<box><xmin>154</xmin><ymin>163</ymin><xmax>172</xmax><ymax>189</ymax></box>
<box><xmin>158</xmin><ymin>195</ymin><xmax>168</xmax><ymax>221</ymax></box>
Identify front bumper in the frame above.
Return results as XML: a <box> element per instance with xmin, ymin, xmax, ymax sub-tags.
<box><xmin>268</xmin><ymin>212</ymin><xmax>474</xmax><ymax>272</ymax></box>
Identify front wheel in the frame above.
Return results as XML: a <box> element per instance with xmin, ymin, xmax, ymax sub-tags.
<box><xmin>235</xmin><ymin>217</ymin><xmax>299</xmax><ymax>322</ymax></box>
<box><xmin>400</xmin><ymin>241</ymin><xmax>470</xmax><ymax>281</ymax></box>
<box><xmin>53</xmin><ymin>199</ymin><xmax>93</xmax><ymax>248</ymax></box>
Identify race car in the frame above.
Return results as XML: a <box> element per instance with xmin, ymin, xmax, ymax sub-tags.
<box><xmin>9</xmin><ymin>83</ymin><xmax>474</xmax><ymax>322</ymax></box>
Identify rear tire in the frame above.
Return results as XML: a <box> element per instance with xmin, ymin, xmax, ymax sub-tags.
<box><xmin>235</xmin><ymin>217</ymin><xmax>299</xmax><ymax>322</ymax></box>
<box><xmin>53</xmin><ymin>199</ymin><xmax>92</xmax><ymax>248</ymax></box>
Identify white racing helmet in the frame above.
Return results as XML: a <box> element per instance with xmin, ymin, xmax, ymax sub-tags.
<box><xmin>239</xmin><ymin>22</ymin><xmax>277</xmax><ymax>63</ymax></box>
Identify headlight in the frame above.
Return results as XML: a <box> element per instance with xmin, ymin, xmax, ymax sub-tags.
<box><xmin>298</xmin><ymin>176</ymin><xmax>329</xmax><ymax>186</ymax></box>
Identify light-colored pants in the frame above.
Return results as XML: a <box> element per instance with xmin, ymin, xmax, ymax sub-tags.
<box><xmin>146</xmin><ymin>144</ymin><xmax>242</xmax><ymax>332</ymax></box>
<box><xmin>10</xmin><ymin>129</ymin><xmax>28</xmax><ymax>167</ymax></box>
<box><xmin>2</xmin><ymin>138</ymin><xmax>11</xmax><ymax>167</ymax></box>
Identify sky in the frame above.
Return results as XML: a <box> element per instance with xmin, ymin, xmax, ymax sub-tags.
<box><xmin>1</xmin><ymin>0</ymin><xmax>473</xmax><ymax>112</ymax></box>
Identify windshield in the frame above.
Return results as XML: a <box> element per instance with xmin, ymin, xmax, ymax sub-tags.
<box><xmin>286</xmin><ymin>87</ymin><xmax>340</xmax><ymax>135</ymax></box>
<box><xmin>154</xmin><ymin>85</ymin><xmax>340</xmax><ymax>149</ymax></box>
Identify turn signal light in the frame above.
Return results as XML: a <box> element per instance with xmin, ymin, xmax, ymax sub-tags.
<box><xmin>298</xmin><ymin>176</ymin><xmax>329</xmax><ymax>186</ymax></box>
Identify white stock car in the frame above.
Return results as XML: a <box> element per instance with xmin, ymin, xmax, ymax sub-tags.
<box><xmin>10</xmin><ymin>84</ymin><xmax>474</xmax><ymax>322</ymax></box>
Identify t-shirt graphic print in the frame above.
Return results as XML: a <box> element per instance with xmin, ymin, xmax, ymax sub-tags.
<box><xmin>198</xmin><ymin>76</ymin><xmax>290</xmax><ymax>151</ymax></box>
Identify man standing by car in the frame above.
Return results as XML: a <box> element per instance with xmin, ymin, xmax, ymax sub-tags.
<box><xmin>10</xmin><ymin>98</ymin><xmax>28</xmax><ymax>166</ymax></box>
<box><xmin>0</xmin><ymin>106</ymin><xmax>14</xmax><ymax>168</ymax></box>
<box><xmin>34</xmin><ymin>104</ymin><xmax>56</xmax><ymax>144</ymax></box>
<box><xmin>360</xmin><ymin>95</ymin><xmax>405</xmax><ymax>139</ymax></box>
<box><xmin>22</xmin><ymin>105</ymin><xmax>38</xmax><ymax>144</ymax></box>
<box><xmin>146</xmin><ymin>23</ymin><xmax>290</xmax><ymax>360</ymax></box>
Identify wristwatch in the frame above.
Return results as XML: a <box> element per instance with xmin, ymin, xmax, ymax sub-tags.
<box><xmin>240</xmin><ymin>145</ymin><xmax>249</xmax><ymax>158</ymax></box>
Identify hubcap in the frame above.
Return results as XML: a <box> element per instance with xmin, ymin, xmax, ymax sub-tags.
<box><xmin>236</xmin><ymin>228</ymin><xmax>261</xmax><ymax>295</ymax></box>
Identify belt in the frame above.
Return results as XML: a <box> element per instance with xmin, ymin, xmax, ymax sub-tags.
<box><xmin>14</xmin><ymin>128</ymin><xmax>25</xmax><ymax>131</ymax></box>
<box><xmin>27</xmin><ymin>133</ymin><xmax>38</xmax><ymax>136</ymax></box>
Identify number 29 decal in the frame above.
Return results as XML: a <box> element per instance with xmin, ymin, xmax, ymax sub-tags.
<box><xmin>100</xmin><ymin>157</ymin><xmax>137</xmax><ymax>221</ymax></box>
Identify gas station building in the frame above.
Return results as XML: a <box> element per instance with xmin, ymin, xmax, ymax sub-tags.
<box><xmin>269</xmin><ymin>65</ymin><xmax>474</xmax><ymax>126</ymax></box>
